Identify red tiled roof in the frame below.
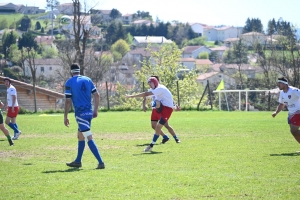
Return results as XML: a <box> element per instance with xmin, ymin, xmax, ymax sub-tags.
<box><xmin>183</xmin><ymin>46</ymin><xmax>203</xmax><ymax>53</ymax></box>
<box><xmin>195</xmin><ymin>59</ymin><xmax>213</xmax><ymax>65</ymax></box>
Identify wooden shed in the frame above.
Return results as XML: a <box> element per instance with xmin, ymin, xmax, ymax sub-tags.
<box><xmin>0</xmin><ymin>76</ymin><xmax>64</xmax><ymax>111</ymax></box>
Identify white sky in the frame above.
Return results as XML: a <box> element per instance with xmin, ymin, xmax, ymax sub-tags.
<box><xmin>11</xmin><ymin>0</ymin><xmax>300</xmax><ymax>29</ymax></box>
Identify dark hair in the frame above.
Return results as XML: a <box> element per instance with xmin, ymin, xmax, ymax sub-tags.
<box><xmin>151</xmin><ymin>75</ymin><xmax>159</xmax><ymax>82</ymax></box>
<box><xmin>4</xmin><ymin>77</ymin><xmax>11</xmax><ymax>83</ymax></box>
<box><xmin>278</xmin><ymin>77</ymin><xmax>288</xmax><ymax>82</ymax></box>
<box><xmin>70</xmin><ymin>63</ymin><xmax>80</xmax><ymax>74</ymax></box>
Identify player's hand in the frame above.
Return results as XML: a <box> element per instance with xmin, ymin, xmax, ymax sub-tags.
<box><xmin>175</xmin><ymin>105</ymin><xmax>181</xmax><ymax>111</ymax></box>
<box><xmin>142</xmin><ymin>105</ymin><xmax>147</xmax><ymax>112</ymax></box>
<box><xmin>64</xmin><ymin>118</ymin><xmax>70</xmax><ymax>127</ymax></box>
<box><xmin>93</xmin><ymin>110</ymin><xmax>98</xmax><ymax>118</ymax></box>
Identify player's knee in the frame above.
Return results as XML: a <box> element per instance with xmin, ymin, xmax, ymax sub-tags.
<box><xmin>82</xmin><ymin>130</ymin><xmax>93</xmax><ymax>140</ymax></box>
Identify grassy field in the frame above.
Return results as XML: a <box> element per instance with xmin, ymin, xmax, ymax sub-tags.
<box><xmin>0</xmin><ymin>111</ymin><xmax>300</xmax><ymax>199</ymax></box>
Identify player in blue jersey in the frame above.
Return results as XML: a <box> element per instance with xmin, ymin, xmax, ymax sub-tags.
<box><xmin>64</xmin><ymin>63</ymin><xmax>105</xmax><ymax>169</ymax></box>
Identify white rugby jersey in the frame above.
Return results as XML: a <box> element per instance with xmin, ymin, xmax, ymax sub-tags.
<box><xmin>278</xmin><ymin>86</ymin><xmax>300</xmax><ymax>115</ymax></box>
<box><xmin>6</xmin><ymin>84</ymin><xmax>18</xmax><ymax>107</ymax></box>
<box><xmin>151</xmin><ymin>84</ymin><xmax>174</xmax><ymax>108</ymax></box>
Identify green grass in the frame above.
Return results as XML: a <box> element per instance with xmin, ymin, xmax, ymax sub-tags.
<box><xmin>1</xmin><ymin>111</ymin><xmax>300</xmax><ymax>199</ymax></box>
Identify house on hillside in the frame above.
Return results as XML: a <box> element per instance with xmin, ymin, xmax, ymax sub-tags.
<box><xmin>195</xmin><ymin>59</ymin><xmax>213</xmax><ymax>73</ymax></box>
<box><xmin>188</xmin><ymin>22</ymin><xmax>207</xmax><ymax>36</ymax></box>
<box><xmin>240</xmin><ymin>32</ymin><xmax>266</xmax><ymax>47</ymax></box>
<box><xmin>209</xmin><ymin>46</ymin><xmax>229</xmax><ymax>61</ymax></box>
<box><xmin>132</xmin><ymin>36</ymin><xmax>172</xmax><ymax>48</ymax></box>
<box><xmin>61</xmin><ymin>15</ymin><xmax>92</xmax><ymax>39</ymax></box>
<box><xmin>90</xmin><ymin>9</ymin><xmax>112</xmax><ymax>22</ymax></box>
<box><xmin>24</xmin><ymin>58</ymin><xmax>63</xmax><ymax>78</ymax></box>
<box><xmin>182</xmin><ymin>45</ymin><xmax>212</xmax><ymax>59</ymax></box>
<box><xmin>0</xmin><ymin>3</ymin><xmax>18</xmax><ymax>13</ymax></box>
<box><xmin>196</xmin><ymin>72</ymin><xmax>235</xmax><ymax>88</ymax></box>
<box><xmin>204</xmin><ymin>26</ymin><xmax>242</xmax><ymax>41</ymax></box>
<box><xmin>0</xmin><ymin>76</ymin><xmax>64</xmax><ymax>111</ymax></box>
<box><xmin>132</xmin><ymin>20</ymin><xmax>152</xmax><ymax>26</ymax></box>
<box><xmin>122</xmin><ymin>13</ymin><xmax>134</xmax><ymax>24</ymax></box>
<box><xmin>57</xmin><ymin>3</ymin><xmax>76</xmax><ymax>15</ymax></box>
<box><xmin>122</xmin><ymin>47</ymin><xmax>160</xmax><ymax>67</ymax></box>
<box><xmin>34</xmin><ymin>36</ymin><xmax>55</xmax><ymax>46</ymax></box>
<box><xmin>179</xmin><ymin>58</ymin><xmax>195</xmax><ymax>70</ymax></box>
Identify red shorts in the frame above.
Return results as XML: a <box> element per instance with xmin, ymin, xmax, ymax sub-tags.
<box><xmin>151</xmin><ymin>109</ymin><xmax>161</xmax><ymax>121</ymax></box>
<box><xmin>288</xmin><ymin>114</ymin><xmax>300</xmax><ymax>126</ymax></box>
<box><xmin>159</xmin><ymin>106</ymin><xmax>173</xmax><ymax>124</ymax></box>
<box><xmin>7</xmin><ymin>106</ymin><xmax>19</xmax><ymax>118</ymax></box>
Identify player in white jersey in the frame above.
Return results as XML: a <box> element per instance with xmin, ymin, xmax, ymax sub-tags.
<box><xmin>272</xmin><ymin>77</ymin><xmax>300</xmax><ymax>145</ymax></box>
<box><xmin>142</xmin><ymin>75</ymin><xmax>180</xmax><ymax>144</ymax></box>
<box><xmin>4</xmin><ymin>77</ymin><xmax>21</xmax><ymax>140</ymax></box>
<box><xmin>126</xmin><ymin>77</ymin><xmax>179</xmax><ymax>152</ymax></box>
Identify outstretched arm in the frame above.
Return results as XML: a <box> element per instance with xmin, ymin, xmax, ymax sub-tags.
<box><xmin>126</xmin><ymin>91</ymin><xmax>153</xmax><ymax>99</ymax></box>
<box><xmin>272</xmin><ymin>103</ymin><xmax>285</xmax><ymax>117</ymax></box>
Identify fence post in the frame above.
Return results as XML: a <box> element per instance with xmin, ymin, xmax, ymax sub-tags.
<box><xmin>105</xmin><ymin>81</ymin><xmax>110</xmax><ymax>110</ymax></box>
<box><xmin>176</xmin><ymin>81</ymin><xmax>180</xmax><ymax>106</ymax></box>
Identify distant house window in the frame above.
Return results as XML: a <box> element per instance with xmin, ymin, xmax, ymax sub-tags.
<box><xmin>41</xmin><ymin>67</ymin><xmax>44</xmax><ymax>73</ymax></box>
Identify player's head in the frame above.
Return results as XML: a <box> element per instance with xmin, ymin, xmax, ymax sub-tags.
<box><xmin>4</xmin><ymin>77</ymin><xmax>11</xmax><ymax>86</ymax></box>
<box><xmin>278</xmin><ymin>77</ymin><xmax>288</xmax><ymax>85</ymax></box>
<box><xmin>147</xmin><ymin>77</ymin><xmax>159</xmax><ymax>89</ymax></box>
<box><xmin>70</xmin><ymin>63</ymin><xmax>80</xmax><ymax>75</ymax></box>
<box><xmin>277</xmin><ymin>77</ymin><xmax>288</xmax><ymax>89</ymax></box>
<box><xmin>150</xmin><ymin>75</ymin><xmax>160</xmax><ymax>82</ymax></box>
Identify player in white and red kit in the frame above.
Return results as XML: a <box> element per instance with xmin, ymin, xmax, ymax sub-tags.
<box><xmin>272</xmin><ymin>77</ymin><xmax>300</xmax><ymax>145</ymax></box>
<box><xmin>126</xmin><ymin>77</ymin><xmax>179</xmax><ymax>152</ymax></box>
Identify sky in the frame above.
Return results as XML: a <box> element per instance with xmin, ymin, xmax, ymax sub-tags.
<box><xmin>11</xmin><ymin>0</ymin><xmax>300</xmax><ymax>29</ymax></box>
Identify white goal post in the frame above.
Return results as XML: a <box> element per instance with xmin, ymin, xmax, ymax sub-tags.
<box><xmin>213</xmin><ymin>90</ymin><xmax>276</xmax><ymax>111</ymax></box>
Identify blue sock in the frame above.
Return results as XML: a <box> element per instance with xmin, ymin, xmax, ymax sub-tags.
<box><xmin>13</xmin><ymin>124</ymin><xmax>19</xmax><ymax>133</ymax></box>
<box><xmin>75</xmin><ymin>141</ymin><xmax>85</xmax><ymax>163</ymax></box>
<box><xmin>151</xmin><ymin>134</ymin><xmax>160</xmax><ymax>144</ymax></box>
<box><xmin>163</xmin><ymin>135</ymin><xmax>169</xmax><ymax>139</ymax></box>
<box><xmin>173</xmin><ymin>135</ymin><xmax>178</xmax><ymax>139</ymax></box>
<box><xmin>88</xmin><ymin>140</ymin><xmax>104</xmax><ymax>164</ymax></box>
<box><xmin>8</xmin><ymin>123</ymin><xmax>18</xmax><ymax>133</ymax></box>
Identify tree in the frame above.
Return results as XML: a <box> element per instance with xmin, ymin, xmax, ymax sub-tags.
<box><xmin>223</xmin><ymin>39</ymin><xmax>249</xmax><ymax>88</ymax></box>
<box><xmin>2</xmin><ymin>30</ymin><xmax>18</xmax><ymax>59</ymax></box>
<box><xmin>242</xmin><ymin>18</ymin><xmax>264</xmax><ymax>33</ymax></box>
<box><xmin>70</xmin><ymin>0</ymin><xmax>93</xmax><ymax>75</ymax></box>
<box><xmin>46</xmin><ymin>0</ymin><xmax>60</xmax><ymax>37</ymax></box>
<box><xmin>197</xmin><ymin>52</ymin><xmax>209</xmax><ymax>59</ymax></box>
<box><xmin>25</xmin><ymin>47</ymin><xmax>39</xmax><ymax>112</ymax></box>
<box><xmin>35</xmin><ymin>21</ymin><xmax>41</xmax><ymax>30</ymax></box>
<box><xmin>132</xmin><ymin>43</ymin><xmax>201</xmax><ymax>107</ymax></box>
<box><xmin>110</xmin><ymin>8</ymin><xmax>121</xmax><ymax>20</ymax></box>
<box><xmin>111</xmin><ymin>39</ymin><xmax>130</xmax><ymax>58</ymax></box>
<box><xmin>18</xmin><ymin>32</ymin><xmax>39</xmax><ymax>51</ymax></box>
<box><xmin>41</xmin><ymin>45</ymin><xmax>58</xmax><ymax>58</ymax></box>
<box><xmin>20</xmin><ymin>16</ymin><xmax>31</xmax><ymax>31</ymax></box>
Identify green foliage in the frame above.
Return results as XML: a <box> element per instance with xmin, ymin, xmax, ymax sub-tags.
<box><xmin>125</xmin><ymin>33</ymin><xmax>133</xmax><ymax>44</ymax></box>
<box><xmin>41</xmin><ymin>27</ymin><xmax>44</xmax><ymax>33</ymax></box>
<box><xmin>109</xmin><ymin>82</ymin><xmax>141</xmax><ymax>109</ymax></box>
<box><xmin>132</xmin><ymin>43</ymin><xmax>201</xmax><ymax>107</ymax></box>
<box><xmin>20</xmin><ymin>16</ymin><xmax>31</xmax><ymax>31</ymax></box>
<box><xmin>111</xmin><ymin>39</ymin><xmax>130</xmax><ymax>57</ymax></box>
<box><xmin>41</xmin><ymin>45</ymin><xmax>58</xmax><ymax>58</ymax></box>
<box><xmin>187</xmin><ymin>36</ymin><xmax>207</xmax><ymax>46</ymax></box>
<box><xmin>18</xmin><ymin>32</ymin><xmax>39</xmax><ymax>50</ymax></box>
<box><xmin>35</xmin><ymin>21</ymin><xmax>41</xmax><ymax>30</ymax></box>
<box><xmin>0</xmin><ymin>18</ymin><xmax>8</xmax><ymax>30</ymax></box>
<box><xmin>243</xmin><ymin>17</ymin><xmax>264</xmax><ymax>33</ymax></box>
<box><xmin>197</xmin><ymin>52</ymin><xmax>209</xmax><ymax>59</ymax></box>
<box><xmin>1</xmin><ymin>30</ymin><xmax>18</xmax><ymax>57</ymax></box>
<box><xmin>3</xmin><ymin>67</ymin><xmax>19</xmax><ymax>80</ymax></box>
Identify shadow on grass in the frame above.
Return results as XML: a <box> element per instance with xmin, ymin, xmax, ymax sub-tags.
<box><xmin>270</xmin><ymin>152</ymin><xmax>300</xmax><ymax>156</ymax></box>
<box><xmin>42</xmin><ymin>168</ymin><xmax>82</xmax><ymax>173</ymax></box>
<box><xmin>133</xmin><ymin>151</ymin><xmax>163</xmax><ymax>156</ymax></box>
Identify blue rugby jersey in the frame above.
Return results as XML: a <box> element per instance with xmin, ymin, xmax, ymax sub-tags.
<box><xmin>64</xmin><ymin>75</ymin><xmax>97</xmax><ymax>114</ymax></box>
